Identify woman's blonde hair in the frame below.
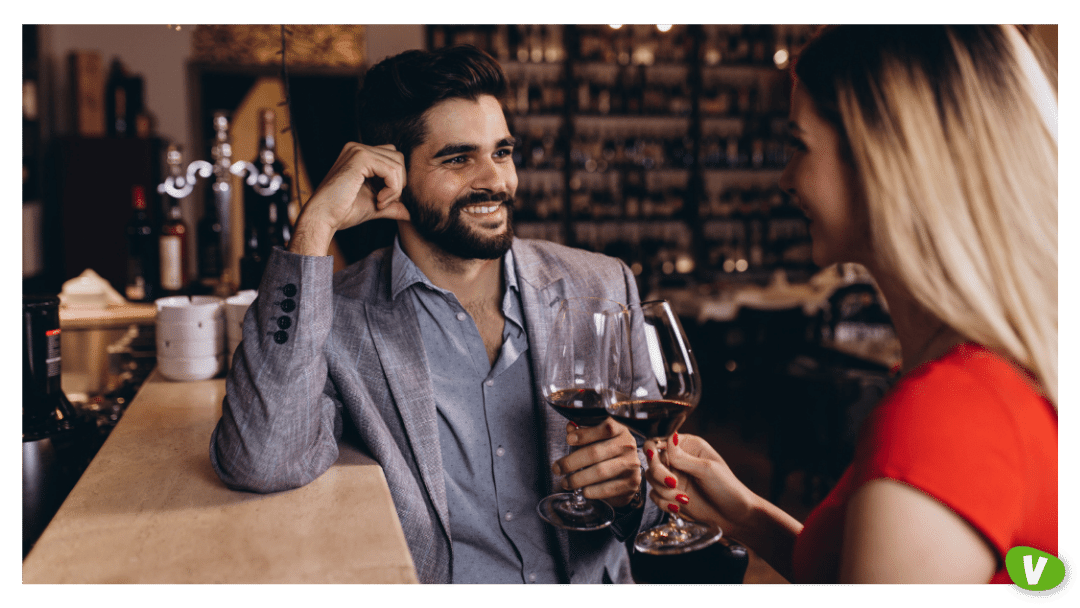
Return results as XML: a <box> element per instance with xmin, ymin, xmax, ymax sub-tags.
<box><xmin>795</xmin><ymin>25</ymin><xmax>1058</xmax><ymax>406</ymax></box>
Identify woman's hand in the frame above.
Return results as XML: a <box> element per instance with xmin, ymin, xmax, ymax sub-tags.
<box><xmin>643</xmin><ymin>433</ymin><xmax>759</xmax><ymax>537</ymax></box>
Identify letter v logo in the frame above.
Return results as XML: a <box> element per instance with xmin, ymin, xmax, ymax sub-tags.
<box><xmin>1006</xmin><ymin>546</ymin><xmax>1066</xmax><ymax>591</ymax></box>
<box><xmin>1024</xmin><ymin>554</ymin><xmax>1048</xmax><ymax>585</ymax></box>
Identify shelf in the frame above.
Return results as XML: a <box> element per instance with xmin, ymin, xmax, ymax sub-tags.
<box><xmin>425</xmin><ymin>24</ymin><xmax>818</xmax><ymax>289</ymax></box>
<box><xmin>574</xmin><ymin>114</ymin><xmax>691</xmax><ymax>132</ymax></box>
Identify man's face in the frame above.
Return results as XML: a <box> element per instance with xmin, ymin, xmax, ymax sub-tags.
<box><xmin>401</xmin><ymin>95</ymin><xmax>518</xmax><ymax>260</ymax></box>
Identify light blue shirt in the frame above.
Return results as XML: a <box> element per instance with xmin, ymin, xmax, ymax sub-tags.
<box><xmin>390</xmin><ymin>238</ymin><xmax>561</xmax><ymax>584</ymax></box>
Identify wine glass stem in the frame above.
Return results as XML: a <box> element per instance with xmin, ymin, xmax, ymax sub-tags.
<box><xmin>571</xmin><ymin>488</ymin><xmax>587</xmax><ymax>507</ymax></box>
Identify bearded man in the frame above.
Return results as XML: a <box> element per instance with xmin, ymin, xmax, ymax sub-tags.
<box><xmin>210</xmin><ymin>45</ymin><xmax>658</xmax><ymax>584</ymax></box>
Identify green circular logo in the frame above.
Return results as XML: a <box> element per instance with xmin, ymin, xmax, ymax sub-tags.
<box><xmin>1005</xmin><ymin>546</ymin><xmax>1065</xmax><ymax>591</ymax></box>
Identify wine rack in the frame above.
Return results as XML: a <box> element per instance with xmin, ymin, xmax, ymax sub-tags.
<box><xmin>427</xmin><ymin>24</ymin><xmax>818</xmax><ymax>291</ymax></box>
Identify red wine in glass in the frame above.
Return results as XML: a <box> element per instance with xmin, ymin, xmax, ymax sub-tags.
<box><xmin>607</xmin><ymin>399</ymin><xmax>692</xmax><ymax>439</ymax></box>
<box><xmin>546</xmin><ymin>388</ymin><xmax>611</xmax><ymax>428</ymax></box>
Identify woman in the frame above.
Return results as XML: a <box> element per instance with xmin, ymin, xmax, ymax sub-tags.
<box><xmin>645</xmin><ymin>25</ymin><xmax>1057</xmax><ymax>583</ymax></box>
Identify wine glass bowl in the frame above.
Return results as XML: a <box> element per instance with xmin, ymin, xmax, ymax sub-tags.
<box><xmin>537</xmin><ymin>297</ymin><xmax>627</xmax><ymax>531</ymax></box>
<box><xmin>605</xmin><ymin>300</ymin><xmax>722</xmax><ymax>554</ymax></box>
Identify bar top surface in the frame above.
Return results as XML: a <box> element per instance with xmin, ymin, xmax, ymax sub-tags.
<box><xmin>23</xmin><ymin>369</ymin><xmax>419</xmax><ymax>584</ymax></box>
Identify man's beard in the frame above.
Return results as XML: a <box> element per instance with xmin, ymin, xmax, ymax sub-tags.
<box><xmin>400</xmin><ymin>187</ymin><xmax>515</xmax><ymax>260</ymax></box>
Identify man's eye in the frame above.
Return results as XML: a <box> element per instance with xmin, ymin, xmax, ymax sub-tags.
<box><xmin>785</xmin><ymin>135</ymin><xmax>807</xmax><ymax>151</ymax></box>
<box><xmin>494</xmin><ymin>148</ymin><xmax>513</xmax><ymax>159</ymax></box>
<box><xmin>444</xmin><ymin>156</ymin><xmax>467</xmax><ymax>165</ymax></box>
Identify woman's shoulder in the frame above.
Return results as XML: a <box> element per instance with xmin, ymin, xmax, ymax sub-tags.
<box><xmin>879</xmin><ymin>343</ymin><xmax>1048</xmax><ymax>421</ymax></box>
<box><xmin>856</xmin><ymin>342</ymin><xmax>1055</xmax><ymax>472</ymax></box>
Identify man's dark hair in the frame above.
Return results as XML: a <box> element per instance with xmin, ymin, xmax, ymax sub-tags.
<box><xmin>357</xmin><ymin>45</ymin><xmax>508</xmax><ymax>165</ymax></box>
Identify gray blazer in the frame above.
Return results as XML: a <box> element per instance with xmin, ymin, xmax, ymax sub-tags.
<box><xmin>210</xmin><ymin>238</ymin><xmax>660</xmax><ymax>583</ymax></box>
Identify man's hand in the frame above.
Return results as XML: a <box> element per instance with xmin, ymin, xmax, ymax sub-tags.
<box><xmin>551</xmin><ymin>418</ymin><xmax>641</xmax><ymax>508</ymax></box>
<box><xmin>290</xmin><ymin>143</ymin><xmax>411</xmax><ymax>257</ymax></box>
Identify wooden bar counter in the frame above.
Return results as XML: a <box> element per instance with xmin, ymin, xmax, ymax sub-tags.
<box><xmin>23</xmin><ymin>370</ymin><xmax>419</xmax><ymax>584</ymax></box>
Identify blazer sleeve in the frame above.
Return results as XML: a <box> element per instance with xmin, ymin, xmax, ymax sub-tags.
<box><xmin>210</xmin><ymin>247</ymin><xmax>344</xmax><ymax>493</ymax></box>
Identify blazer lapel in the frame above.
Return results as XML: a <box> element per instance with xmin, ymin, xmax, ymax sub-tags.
<box><xmin>513</xmin><ymin>241</ymin><xmax>573</xmax><ymax>571</ymax></box>
<box><xmin>365</xmin><ymin>299</ymin><xmax>452</xmax><ymax>546</ymax></box>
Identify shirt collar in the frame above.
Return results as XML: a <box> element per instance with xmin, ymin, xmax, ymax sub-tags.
<box><xmin>389</xmin><ymin>236</ymin><xmax>520</xmax><ymax>302</ymax></box>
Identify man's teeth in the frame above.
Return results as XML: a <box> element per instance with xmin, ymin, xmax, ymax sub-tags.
<box><xmin>464</xmin><ymin>204</ymin><xmax>500</xmax><ymax>214</ymax></box>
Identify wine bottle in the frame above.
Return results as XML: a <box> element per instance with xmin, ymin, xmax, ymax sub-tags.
<box><xmin>23</xmin><ymin>295</ymin><xmax>81</xmax><ymax>442</ymax></box>
<box><xmin>159</xmin><ymin>145</ymin><xmax>189</xmax><ymax>296</ymax></box>
<box><xmin>124</xmin><ymin>185</ymin><xmax>157</xmax><ymax>302</ymax></box>
<box><xmin>23</xmin><ymin>293</ymin><xmax>88</xmax><ymax>558</ymax></box>
<box><xmin>197</xmin><ymin>112</ymin><xmax>232</xmax><ymax>291</ymax></box>
<box><xmin>105</xmin><ymin>59</ymin><xmax>144</xmax><ymax>138</ymax></box>
<box><xmin>240</xmin><ymin>109</ymin><xmax>292</xmax><ymax>290</ymax></box>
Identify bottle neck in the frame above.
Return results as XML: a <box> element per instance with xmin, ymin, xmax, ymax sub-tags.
<box><xmin>259</xmin><ymin>143</ymin><xmax>276</xmax><ymax>168</ymax></box>
<box><xmin>166</xmin><ymin>199</ymin><xmax>183</xmax><ymax>220</ymax></box>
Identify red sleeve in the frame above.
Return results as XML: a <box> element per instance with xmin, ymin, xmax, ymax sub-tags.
<box><xmin>850</xmin><ymin>352</ymin><xmax>1027</xmax><ymax>561</ymax></box>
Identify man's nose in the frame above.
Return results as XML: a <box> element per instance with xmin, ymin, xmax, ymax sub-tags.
<box><xmin>472</xmin><ymin>156</ymin><xmax>514</xmax><ymax>194</ymax></box>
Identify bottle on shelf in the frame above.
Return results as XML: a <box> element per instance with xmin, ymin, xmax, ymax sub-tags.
<box><xmin>105</xmin><ymin>59</ymin><xmax>144</xmax><ymax>138</ymax></box>
<box><xmin>240</xmin><ymin>108</ymin><xmax>293</xmax><ymax>291</ymax></box>
<box><xmin>197</xmin><ymin>112</ymin><xmax>232</xmax><ymax>295</ymax></box>
<box><xmin>159</xmin><ymin>145</ymin><xmax>189</xmax><ymax>297</ymax></box>
<box><xmin>124</xmin><ymin>185</ymin><xmax>157</xmax><ymax>302</ymax></box>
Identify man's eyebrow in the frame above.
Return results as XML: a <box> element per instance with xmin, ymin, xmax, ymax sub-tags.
<box><xmin>433</xmin><ymin>143</ymin><xmax>478</xmax><ymax>158</ymax></box>
<box><xmin>432</xmin><ymin>137</ymin><xmax>517</xmax><ymax>158</ymax></box>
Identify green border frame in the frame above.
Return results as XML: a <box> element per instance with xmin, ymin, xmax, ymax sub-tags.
<box><xmin>8</xmin><ymin>4</ymin><xmax>1071</xmax><ymax>608</ymax></box>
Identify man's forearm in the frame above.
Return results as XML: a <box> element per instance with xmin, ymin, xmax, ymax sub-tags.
<box><xmin>288</xmin><ymin>212</ymin><xmax>337</xmax><ymax>257</ymax></box>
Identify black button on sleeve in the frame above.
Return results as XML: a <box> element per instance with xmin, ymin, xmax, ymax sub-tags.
<box><xmin>282</xmin><ymin>284</ymin><xmax>297</xmax><ymax>297</ymax></box>
<box><xmin>280</xmin><ymin>298</ymin><xmax>296</xmax><ymax>313</ymax></box>
<box><xmin>273</xmin><ymin>330</ymin><xmax>289</xmax><ymax>344</ymax></box>
<box><xmin>277</xmin><ymin>316</ymin><xmax>292</xmax><ymax>330</ymax></box>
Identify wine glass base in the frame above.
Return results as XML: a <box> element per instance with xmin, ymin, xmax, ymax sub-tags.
<box><xmin>537</xmin><ymin>493</ymin><xmax>614</xmax><ymax>531</ymax></box>
<box><xmin>634</xmin><ymin>520</ymin><xmax>722</xmax><ymax>555</ymax></box>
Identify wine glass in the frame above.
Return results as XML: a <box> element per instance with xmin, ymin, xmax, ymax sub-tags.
<box><xmin>605</xmin><ymin>299</ymin><xmax>722</xmax><ymax>554</ymax></box>
<box><xmin>537</xmin><ymin>297</ymin><xmax>627</xmax><ymax>531</ymax></box>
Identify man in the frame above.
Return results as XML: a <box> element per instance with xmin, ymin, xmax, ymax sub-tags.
<box><xmin>210</xmin><ymin>45</ymin><xmax>659</xmax><ymax>584</ymax></box>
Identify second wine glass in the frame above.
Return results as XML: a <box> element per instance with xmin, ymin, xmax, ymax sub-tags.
<box><xmin>605</xmin><ymin>299</ymin><xmax>722</xmax><ymax>553</ymax></box>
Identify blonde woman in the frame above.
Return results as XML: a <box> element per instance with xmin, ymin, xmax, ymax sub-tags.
<box><xmin>645</xmin><ymin>25</ymin><xmax>1057</xmax><ymax>583</ymax></box>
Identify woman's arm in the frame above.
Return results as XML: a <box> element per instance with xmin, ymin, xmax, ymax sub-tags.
<box><xmin>839</xmin><ymin>478</ymin><xmax>997</xmax><ymax>583</ymax></box>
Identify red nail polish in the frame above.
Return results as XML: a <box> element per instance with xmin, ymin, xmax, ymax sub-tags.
<box><xmin>676</xmin><ymin>494</ymin><xmax>689</xmax><ymax>505</ymax></box>
<box><xmin>668</xmin><ymin>503</ymin><xmax>680</xmax><ymax>513</ymax></box>
<box><xmin>646</xmin><ymin>449</ymin><xmax>654</xmax><ymax>461</ymax></box>
<box><xmin>664</xmin><ymin>476</ymin><xmax>677</xmax><ymax>489</ymax></box>
<box><xmin>673</xmin><ymin>432</ymin><xmax>679</xmax><ymax>446</ymax></box>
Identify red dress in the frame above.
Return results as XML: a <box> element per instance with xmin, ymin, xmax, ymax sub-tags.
<box><xmin>792</xmin><ymin>343</ymin><xmax>1057</xmax><ymax>583</ymax></box>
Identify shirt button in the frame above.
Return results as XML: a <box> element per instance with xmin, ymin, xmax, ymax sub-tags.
<box><xmin>504</xmin><ymin>511</ymin><xmax>513</xmax><ymax>522</ymax></box>
<box><xmin>496</xmin><ymin>447</ymin><xmax>505</xmax><ymax>457</ymax></box>
<box><xmin>528</xmin><ymin>573</ymin><xmax>537</xmax><ymax>583</ymax></box>
<box><xmin>485</xmin><ymin>379</ymin><xmax>494</xmax><ymax>387</ymax></box>
<box><xmin>456</xmin><ymin>312</ymin><xmax>467</xmax><ymax>321</ymax></box>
